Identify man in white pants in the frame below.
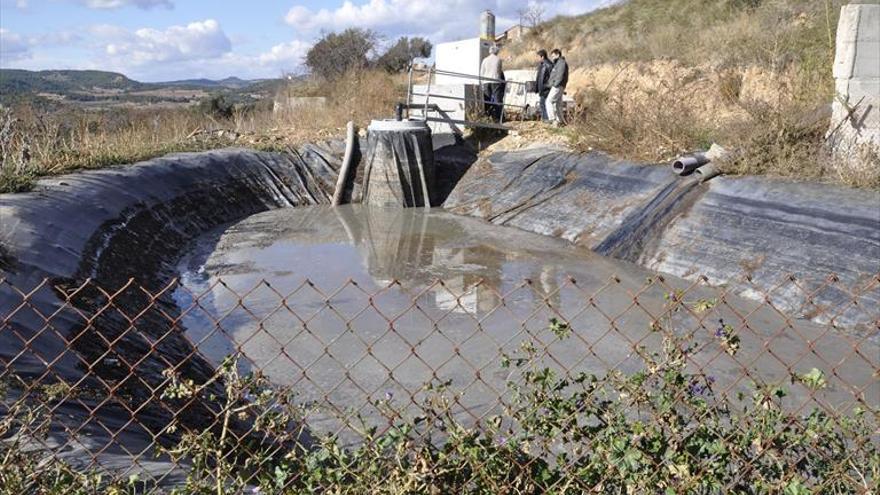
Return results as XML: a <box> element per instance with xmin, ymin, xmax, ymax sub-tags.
<box><xmin>546</xmin><ymin>48</ymin><xmax>569</xmax><ymax>126</ymax></box>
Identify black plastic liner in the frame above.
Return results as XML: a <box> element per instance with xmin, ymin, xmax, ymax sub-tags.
<box><xmin>0</xmin><ymin>144</ymin><xmax>342</xmax><ymax>476</ymax></box>
<box><xmin>444</xmin><ymin>148</ymin><xmax>880</xmax><ymax>329</ymax></box>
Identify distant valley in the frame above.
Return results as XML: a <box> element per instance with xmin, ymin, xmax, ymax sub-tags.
<box><xmin>0</xmin><ymin>69</ymin><xmax>280</xmax><ymax>109</ymax></box>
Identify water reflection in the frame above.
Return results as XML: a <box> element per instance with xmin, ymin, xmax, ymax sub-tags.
<box><xmin>334</xmin><ymin>206</ymin><xmax>562</xmax><ymax>315</ymax></box>
<box><xmin>174</xmin><ymin>205</ymin><xmax>878</xmax><ymax>443</ymax></box>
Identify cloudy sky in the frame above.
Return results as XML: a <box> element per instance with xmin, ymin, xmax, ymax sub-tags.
<box><xmin>0</xmin><ymin>0</ymin><xmax>607</xmax><ymax>82</ymax></box>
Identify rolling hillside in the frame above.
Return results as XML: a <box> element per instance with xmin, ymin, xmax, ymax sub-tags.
<box><xmin>0</xmin><ymin>69</ymin><xmax>145</xmax><ymax>96</ymax></box>
<box><xmin>0</xmin><ymin>69</ymin><xmax>270</xmax><ymax>107</ymax></box>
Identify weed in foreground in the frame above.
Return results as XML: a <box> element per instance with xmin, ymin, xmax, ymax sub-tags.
<box><xmin>1</xmin><ymin>306</ymin><xmax>875</xmax><ymax>494</ymax></box>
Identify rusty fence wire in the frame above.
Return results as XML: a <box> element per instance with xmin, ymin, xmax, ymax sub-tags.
<box><xmin>0</xmin><ymin>272</ymin><xmax>878</xmax><ymax>493</ymax></box>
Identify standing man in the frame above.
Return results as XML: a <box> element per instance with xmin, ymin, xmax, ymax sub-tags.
<box><xmin>546</xmin><ymin>48</ymin><xmax>569</xmax><ymax>127</ymax></box>
<box><xmin>535</xmin><ymin>49</ymin><xmax>553</xmax><ymax>121</ymax></box>
<box><xmin>480</xmin><ymin>44</ymin><xmax>504</xmax><ymax>122</ymax></box>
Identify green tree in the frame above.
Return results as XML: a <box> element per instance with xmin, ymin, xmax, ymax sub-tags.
<box><xmin>305</xmin><ymin>28</ymin><xmax>379</xmax><ymax>80</ymax></box>
<box><xmin>376</xmin><ymin>37</ymin><xmax>433</xmax><ymax>73</ymax></box>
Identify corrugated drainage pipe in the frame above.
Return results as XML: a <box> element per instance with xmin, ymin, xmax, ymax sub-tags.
<box><xmin>332</xmin><ymin>121</ymin><xmax>358</xmax><ymax>206</ymax></box>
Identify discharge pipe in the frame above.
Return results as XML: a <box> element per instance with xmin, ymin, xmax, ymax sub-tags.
<box><xmin>672</xmin><ymin>152</ymin><xmax>710</xmax><ymax>175</ymax></box>
<box><xmin>671</xmin><ymin>144</ymin><xmax>728</xmax><ymax>177</ymax></box>
<box><xmin>695</xmin><ymin>163</ymin><xmax>721</xmax><ymax>182</ymax></box>
<box><xmin>332</xmin><ymin>121</ymin><xmax>358</xmax><ymax>206</ymax></box>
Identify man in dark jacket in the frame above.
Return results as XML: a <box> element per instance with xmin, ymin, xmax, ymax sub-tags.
<box><xmin>546</xmin><ymin>48</ymin><xmax>569</xmax><ymax>126</ymax></box>
<box><xmin>535</xmin><ymin>49</ymin><xmax>553</xmax><ymax>121</ymax></box>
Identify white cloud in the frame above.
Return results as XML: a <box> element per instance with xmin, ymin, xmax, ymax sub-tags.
<box><xmin>101</xmin><ymin>19</ymin><xmax>232</xmax><ymax>65</ymax></box>
<box><xmin>81</xmin><ymin>19</ymin><xmax>307</xmax><ymax>80</ymax></box>
<box><xmin>283</xmin><ymin>0</ymin><xmax>607</xmax><ymax>42</ymax></box>
<box><xmin>79</xmin><ymin>0</ymin><xmax>172</xmax><ymax>9</ymax></box>
<box><xmin>0</xmin><ymin>29</ymin><xmax>32</xmax><ymax>63</ymax></box>
<box><xmin>0</xmin><ymin>0</ymin><xmax>30</xmax><ymax>9</ymax></box>
<box><xmin>1</xmin><ymin>0</ymin><xmax>611</xmax><ymax>80</ymax></box>
<box><xmin>1</xmin><ymin>0</ymin><xmax>171</xmax><ymax>9</ymax></box>
<box><xmin>0</xmin><ymin>28</ymin><xmax>85</xmax><ymax>67</ymax></box>
<box><xmin>258</xmin><ymin>40</ymin><xmax>310</xmax><ymax>67</ymax></box>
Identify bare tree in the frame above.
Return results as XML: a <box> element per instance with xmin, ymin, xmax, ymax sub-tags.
<box><xmin>517</xmin><ymin>4</ymin><xmax>546</xmax><ymax>28</ymax></box>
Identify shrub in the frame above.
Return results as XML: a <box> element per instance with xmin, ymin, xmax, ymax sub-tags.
<box><xmin>376</xmin><ymin>37</ymin><xmax>433</xmax><ymax>73</ymax></box>
<box><xmin>717</xmin><ymin>71</ymin><xmax>743</xmax><ymax>105</ymax></box>
<box><xmin>2</xmin><ymin>312</ymin><xmax>875</xmax><ymax>493</ymax></box>
<box><xmin>198</xmin><ymin>95</ymin><xmax>235</xmax><ymax>120</ymax></box>
<box><xmin>305</xmin><ymin>29</ymin><xmax>379</xmax><ymax>81</ymax></box>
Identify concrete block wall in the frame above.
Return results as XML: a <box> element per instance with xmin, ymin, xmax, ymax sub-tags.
<box><xmin>434</xmin><ymin>38</ymin><xmax>490</xmax><ymax>85</ymax></box>
<box><xmin>829</xmin><ymin>4</ymin><xmax>880</xmax><ymax>171</ymax></box>
<box><xmin>272</xmin><ymin>96</ymin><xmax>327</xmax><ymax>114</ymax></box>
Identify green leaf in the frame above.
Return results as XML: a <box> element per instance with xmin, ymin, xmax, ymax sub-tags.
<box><xmin>798</xmin><ymin>368</ymin><xmax>827</xmax><ymax>390</ymax></box>
<box><xmin>692</xmin><ymin>298</ymin><xmax>717</xmax><ymax>313</ymax></box>
<box><xmin>783</xmin><ymin>477</ymin><xmax>811</xmax><ymax>495</ymax></box>
<box><xmin>549</xmin><ymin>318</ymin><xmax>571</xmax><ymax>339</ymax></box>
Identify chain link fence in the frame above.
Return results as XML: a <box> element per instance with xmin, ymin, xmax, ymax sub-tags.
<box><xmin>1</xmin><ymin>271</ymin><xmax>878</xmax><ymax>493</ymax></box>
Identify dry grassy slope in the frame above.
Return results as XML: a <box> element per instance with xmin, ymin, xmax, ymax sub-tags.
<box><xmin>502</xmin><ymin>0</ymin><xmax>844</xmax><ymax>106</ymax></box>
<box><xmin>498</xmin><ymin>0</ymin><xmax>880</xmax><ymax>187</ymax></box>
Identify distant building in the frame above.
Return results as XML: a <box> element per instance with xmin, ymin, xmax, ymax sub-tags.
<box><xmin>273</xmin><ymin>96</ymin><xmax>327</xmax><ymax>115</ymax></box>
<box><xmin>495</xmin><ymin>25</ymin><xmax>531</xmax><ymax>46</ymax></box>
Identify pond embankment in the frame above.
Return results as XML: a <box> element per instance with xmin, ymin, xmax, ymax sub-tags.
<box><xmin>0</xmin><ymin>137</ymin><xmax>877</xmax><ymax>480</ymax></box>
<box><xmin>0</xmin><ymin>143</ymin><xmax>345</xmax><ymax>475</ymax></box>
<box><xmin>443</xmin><ymin>147</ymin><xmax>880</xmax><ymax>330</ymax></box>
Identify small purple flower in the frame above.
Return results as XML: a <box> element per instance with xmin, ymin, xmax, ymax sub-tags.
<box><xmin>384</xmin><ymin>390</ymin><xmax>394</xmax><ymax>401</ymax></box>
<box><xmin>688</xmin><ymin>379</ymin><xmax>707</xmax><ymax>396</ymax></box>
<box><xmin>497</xmin><ymin>436</ymin><xmax>508</xmax><ymax>446</ymax></box>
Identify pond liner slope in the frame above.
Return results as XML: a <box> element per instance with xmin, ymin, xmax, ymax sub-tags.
<box><xmin>0</xmin><ymin>144</ymin><xmax>343</xmax><ymax>480</ymax></box>
<box><xmin>444</xmin><ymin>148</ymin><xmax>880</xmax><ymax>330</ymax></box>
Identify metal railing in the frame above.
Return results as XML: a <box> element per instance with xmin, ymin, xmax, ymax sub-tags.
<box><xmin>405</xmin><ymin>65</ymin><xmax>533</xmax><ymax>131</ymax></box>
<box><xmin>1</xmin><ymin>271</ymin><xmax>878</xmax><ymax>493</ymax></box>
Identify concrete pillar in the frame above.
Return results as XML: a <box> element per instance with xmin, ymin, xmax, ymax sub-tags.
<box><xmin>362</xmin><ymin>120</ymin><xmax>435</xmax><ymax>208</ymax></box>
<box><xmin>829</xmin><ymin>4</ymin><xmax>880</xmax><ymax>175</ymax></box>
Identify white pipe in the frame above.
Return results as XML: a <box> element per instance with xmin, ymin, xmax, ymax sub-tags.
<box><xmin>332</xmin><ymin>121</ymin><xmax>357</xmax><ymax>206</ymax></box>
<box><xmin>412</xmin><ymin>133</ymin><xmax>432</xmax><ymax>210</ymax></box>
<box><xmin>695</xmin><ymin>163</ymin><xmax>721</xmax><ymax>182</ymax></box>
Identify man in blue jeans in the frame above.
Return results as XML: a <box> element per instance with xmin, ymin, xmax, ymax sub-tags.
<box><xmin>535</xmin><ymin>49</ymin><xmax>553</xmax><ymax>121</ymax></box>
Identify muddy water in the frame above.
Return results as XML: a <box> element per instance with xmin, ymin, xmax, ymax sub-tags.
<box><xmin>176</xmin><ymin>206</ymin><xmax>878</xmax><ymax>440</ymax></box>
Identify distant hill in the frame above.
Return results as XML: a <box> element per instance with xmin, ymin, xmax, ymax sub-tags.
<box><xmin>0</xmin><ymin>69</ymin><xmax>146</xmax><ymax>97</ymax></box>
<box><xmin>160</xmin><ymin>76</ymin><xmax>256</xmax><ymax>89</ymax></box>
<box><xmin>0</xmin><ymin>69</ymin><xmax>271</xmax><ymax>108</ymax></box>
